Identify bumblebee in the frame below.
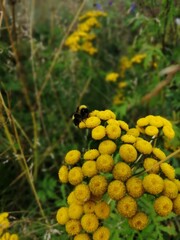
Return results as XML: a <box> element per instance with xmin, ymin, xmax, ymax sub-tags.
<box><xmin>72</xmin><ymin>105</ymin><xmax>89</xmax><ymax>126</ymax></box>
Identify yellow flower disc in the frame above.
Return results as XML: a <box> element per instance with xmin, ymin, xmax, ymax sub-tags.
<box><xmin>68</xmin><ymin>167</ymin><xmax>83</xmax><ymax>185</ymax></box>
<box><xmin>65</xmin><ymin>150</ymin><xmax>81</xmax><ymax>165</ymax></box>
<box><xmin>56</xmin><ymin>207</ymin><xmax>69</xmax><ymax>225</ymax></box>
<box><xmin>10</xmin><ymin>234</ymin><xmax>19</xmax><ymax>240</ymax></box>
<box><xmin>83</xmin><ymin>149</ymin><xmax>100</xmax><ymax>160</ymax></box>
<box><xmin>79</xmin><ymin>121</ymin><xmax>86</xmax><ymax>129</ymax></box>
<box><xmin>82</xmin><ymin>161</ymin><xmax>97</xmax><ymax>177</ymax></box>
<box><xmin>147</xmin><ymin>115</ymin><xmax>164</xmax><ymax>128</ymax></box>
<box><xmin>128</xmin><ymin>212</ymin><xmax>148</xmax><ymax>230</ymax></box>
<box><xmin>107</xmin><ymin>180</ymin><xmax>126</xmax><ymax>200</ymax></box>
<box><xmin>107</xmin><ymin>119</ymin><xmax>119</xmax><ymax>126</ymax></box>
<box><xmin>117</xmin><ymin>196</ymin><xmax>137</xmax><ymax>218</ymax></box>
<box><xmin>127</xmin><ymin>128</ymin><xmax>140</xmax><ymax>137</ymax></box>
<box><xmin>160</xmin><ymin>163</ymin><xmax>175</xmax><ymax>180</ymax></box>
<box><xmin>119</xmin><ymin>144</ymin><xmax>137</xmax><ymax>163</ymax></box>
<box><xmin>154</xmin><ymin>196</ymin><xmax>173</xmax><ymax>216</ymax></box>
<box><xmin>68</xmin><ymin>203</ymin><xmax>83</xmax><ymax>219</ymax></box>
<box><xmin>93</xmin><ymin>226</ymin><xmax>110</xmax><ymax>240</ymax></box>
<box><xmin>94</xmin><ymin>201</ymin><xmax>110</xmax><ymax>219</ymax></box>
<box><xmin>1</xmin><ymin>233</ymin><xmax>11</xmax><ymax>240</ymax></box>
<box><xmin>92</xmin><ymin>125</ymin><xmax>106</xmax><ymax>140</ymax></box>
<box><xmin>74</xmin><ymin>184</ymin><xmax>91</xmax><ymax>202</ymax></box>
<box><xmin>135</xmin><ymin>139</ymin><xmax>152</xmax><ymax>154</ymax></box>
<box><xmin>89</xmin><ymin>175</ymin><xmax>108</xmax><ymax>196</ymax></box>
<box><xmin>161</xmin><ymin>117</ymin><xmax>172</xmax><ymax>127</ymax></box>
<box><xmin>173</xmin><ymin>179</ymin><xmax>180</xmax><ymax>191</ymax></box>
<box><xmin>162</xmin><ymin>125</ymin><xmax>175</xmax><ymax>139</ymax></box>
<box><xmin>67</xmin><ymin>191</ymin><xmax>83</xmax><ymax>205</ymax></box>
<box><xmin>136</xmin><ymin>117</ymin><xmax>149</xmax><ymax>127</ymax></box>
<box><xmin>98</xmin><ymin>110</ymin><xmax>116</xmax><ymax>120</ymax></box>
<box><xmin>126</xmin><ymin>177</ymin><xmax>144</xmax><ymax>198</ymax></box>
<box><xmin>112</xmin><ymin>162</ymin><xmax>132</xmax><ymax>181</ymax></box>
<box><xmin>143</xmin><ymin>174</ymin><xmax>164</xmax><ymax>195</ymax></box>
<box><xmin>118</xmin><ymin>120</ymin><xmax>129</xmax><ymax>131</ymax></box>
<box><xmin>173</xmin><ymin>194</ymin><xmax>180</xmax><ymax>215</ymax></box>
<box><xmin>145</xmin><ymin>126</ymin><xmax>159</xmax><ymax>136</ymax></box>
<box><xmin>96</xmin><ymin>154</ymin><xmax>114</xmax><ymax>172</ymax></box>
<box><xmin>105</xmin><ymin>72</ymin><xmax>119</xmax><ymax>82</ymax></box>
<box><xmin>81</xmin><ymin>213</ymin><xmax>99</xmax><ymax>233</ymax></box>
<box><xmin>83</xmin><ymin>200</ymin><xmax>96</xmax><ymax>213</ymax></box>
<box><xmin>163</xmin><ymin>179</ymin><xmax>178</xmax><ymax>199</ymax></box>
<box><xmin>98</xmin><ymin>140</ymin><xmax>117</xmax><ymax>154</ymax></box>
<box><xmin>152</xmin><ymin>147</ymin><xmax>166</xmax><ymax>161</ymax></box>
<box><xmin>143</xmin><ymin>158</ymin><xmax>159</xmax><ymax>173</ymax></box>
<box><xmin>65</xmin><ymin>219</ymin><xmax>81</xmax><ymax>236</ymax></box>
<box><xmin>89</xmin><ymin>110</ymin><xmax>100</xmax><ymax>117</ymax></box>
<box><xmin>85</xmin><ymin>116</ymin><xmax>101</xmax><ymax>128</ymax></box>
<box><xmin>106</xmin><ymin>124</ymin><xmax>121</xmax><ymax>139</ymax></box>
<box><xmin>121</xmin><ymin>134</ymin><xmax>136</xmax><ymax>143</ymax></box>
<box><xmin>74</xmin><ymin>233</ymin><xmax>90</xmax><ymax>240</ymax></box>
<box><xmin>58</xmin><ymin>165</ymin><xmax>69</xmax><ymax>183</ymax></box>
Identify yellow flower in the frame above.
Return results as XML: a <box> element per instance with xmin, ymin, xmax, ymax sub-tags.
<box><xmin>117</xmin><ymin>196</ymin><xmax>137</xmax><ymax>218</ymax></box>
<box><xmin>68</xmin><ymin>167</ymin><xmax>83</xmax><ymax>185</ymax></box>
<box><xmin>161</xmin><ymin>117</ymin><xmax>172</xmax><ymax>127</ymax></box>
<box><xmin>162</xmin><ymin>125</ymin><xmax>175</xmax><ymax>139</ymax></box>
<box><xmin>81</xmin><ymin>213</ymin><xmax>99</xmax><ymax>233</ymax></box>
<box><xmin>80</xmin><ymin>41</ymin><xmax>97</xmax><ymax>55</ymax></box>
<box><xmin>105</xmin><ymin>72</ymin><xmax>119</xmax><ymax>82</ymax></box>
<box><xmin>1</xmin><ymin>232</ymin><xmax>11</xmax><ymax>240</ymax></box>
<box><xmin>10</xmin><ymin>234</ymin><xmax>19</xmax><ymax>240</ymax></box>
<box><xmin>83</xmin><ymin>149</ymin><xmax>100</xmax><ymax>160</ymax></box>
<box><xmin>83</xmin><ymin>200</ymin><xmax>96</xmax><ymax>213</ymax></box>
<box><xmin>143</xmin><ymin>174</ymin><xmax>164</xmax><ymax>195</ymax></box>
<box><xmin>119</xmin><ymin>144</ymin><xmax>137</xmax><ymax>163</ymax></box>
<box><xmin>79</xmin><ymin>121</ymin><xmax>86</xmax><ymax>128</ymax></box>
<box><xmin>118</xmin><ymin>81</ymin><xmax>127</xmax><ymax>88</ymax></box>
<box><xmin>145</xmin><ymin>125</ymin><xmax>159</xmax><ymax>136</ymax></box>
<box><xmin>65</xmin><ymin>150</ymin><xmax>81</xmax><ymax>165</ymax></box>
<box><xmin>74</xmin><ymin>184</ymin><xmax>91</xmax><ymax>202</ymax></box>
<box><xmin>92</xmin><ymin>226</ymin><xmax>110</xmax><ymax>240</ymax></box>
<box><xmin>154</xmin><ymin>196</ymin><xmax>173</xmax><ymax>216</ymax></box>
<box><xmin>89</xmin><ymin>110</ymin><xmax>100</xmax><ymax>117</ymax></box>
<box><xmin>112</xmin><ymin>162</ymin><xmax>132</xmax><ymax>181</ymax></box>
<box><xmin>68</xmin><ymin>203</ymin><xmax>83</xmax><ymax>220</ymax></box>
<box><xmin>82</xmin><ymin>161</ymin><xmax>97</xmax><ymax>177</ymax></box>
<box><xmin>98</xmin><ymin>110</ymin><xmax>116</xmax><ymax>120</ymax></box>
<box><xmin>143</xmin><ymin>158</ymin><xmax>159</xmax><ymax>173</ymax></box>
<box><xmin>107</xmin><ymin>180</ymin><xmax>126</xmax><ymax>200</ymax></box>
<box><xmin>85</xmin><ymin>116</ymin><xmax>101</xmax><ymax>128</ymax></box>
<box><xmin>173</xmin><ymin>194</ymin><xmax>180</xmax><ymax>215</ymax></box>
<box><xmin>94</xmin><ymin>201</ymin><xmax>110</xmax><ymax>219</ymax></box>
<box><xmin>119</xmin><ymin>56</ymin><xmax>132</xmax><ymax>77</ymax></box>
<box><xmin>121</xmin><ymin>134</ymin><xmax>137</xmax><ymax>143</ymax></box>
<box><xmin>96</xmin><ymin>154</ymin><xmax>114</xmax><ymax>172</ymax></box>
<box><xmin>98</xmin><ymin>140</ymin><xmax>117</xmax><ymax>154</ymax></box>
<box><xmin>147</xmin><ymin>115</ymin><xmax>164</xmax><ymax>128</ymax></box>
<box><xmin>135</xmin><ymin>139</ymin><xmax>152</xmax><ymax>154</ymax></box>
<box><xmin>160</xmin><ymin>163</ymin><xmax>175</xmax><ymax>180</ymax></box>
<box><xmin>126</xmin><ymin>177</ymin><xmax>144</xmax><ymax>198</ymax></box>
<box><xmin>65</xmin><ymin>219</ymin><xmax>81</xmax><ymax>236</ymax></box>
<box><xmin>89</xmin><ymin>175</ymin><xmax>108</xmax><ymax>196</ymax></box>
<box><xmin>0</xmin><ymin>212</ymin><xmax>10</xmax><ymax>234</ymax></box>
<box><xmin>67</xmin><ymin>191</ymin><xmax>83</xmax><ymax>205</ymax></box>
<box><xmin>56</xmin><ymin>207</ymin><xmax>69</xmax><ymax>225</ymax></box>
<box><xmin>74</xmin><ymin>233</ymin><xmax>90</xmax><ymax>240</ymax></box>
<box><xmin>136</xmin><ymin>117</ymin><xmax>149</xmax><ymax>127</ymax></box>
<box><xmin>118</xmin><ymin>120</ymin><xmax>129</xmax><ymax>131</ymax></box>
<box><xmin>107</xmin><ymin>119</ymin><xmax>119</xmax><ymax>125</ymax></box>
<box><xmin>58</xmin><ymin>165</ymin><xmax>68</xmax><ymax>183</ymax></box>
<box><xmin>163</xmin><ymin>179</ymin><xmax>178</xmax><ymax>199</ymax></box>
<box><xmin>106</xmin><ymin>124</ymin><xmax>121</xmax><ymax>139</ymax></box>
<box><xmin>128</xmin><ymin>212</ymin><xmax>148</xmax><ymax>230</ymax></box>
<box><xmin>152</xmin><ymin>147</ymin><xmax>166</xmax><ymax>161</ymax></box>
<box><xmin>173</xmin><ymin>179</ymin><xmax>180</xmax><ymax>191</ymax></box>
<box><xmin>127</xmin><ymin>128</ymin><xmax>140</xmax><ymax>137</ymax></box>
<box><xmin>131</xmin><ymin>53</ymin><xmax>146</xmax><ymax>64</ymax></box>
<box><xmin>92</xmin><ymin>125</ymin><xmax>106</xmax><ymax>140</ymax></box>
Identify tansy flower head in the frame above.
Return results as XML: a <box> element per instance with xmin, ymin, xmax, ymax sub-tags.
<box><xmin>92</xmin><ymin>125</ymin><xmax>106</xmax><ymax>140</ymax></box>
<box><xmin>58</xmin><ymin>165</ymin><xmax>69</xmax><ymax>183</ymax></box>
<box><xmin>143</xmin><ymin>158</ymin><xmax>159</xmax><ymax>173</ymax></box>
<box><xmin>83</xmin><ymin>149</ymin><xmax>100</xmax><ymax>160</ymax></box>
<box><xmin>96</xmin><ymin>154</ymin><xmax>114</xmax><ymax>172</ymax></box>
<box><xmin>113</xmin><ymin>162</ymin><xmax>132</xmax><ymax>181</ymax></box>
<box><xmin>127</xmin><ymin>128</ymin><xmax>140</xmax><ymax>137</ymax></box>
<box><xmin>74</xmin><ymin>184</ymin><xmax>91</xmax><ymax>202</ymax></box>
<box><xmin>105</xmin><ymin>72</ymin><xmax>119</xmax><ymax>82</ymax></box>
<box><xmin>126</xmin><ymin>177</ymin><xmax>144</xmax><ymax>198</ymax></box>
<box><xmin>85</xmin><ymin>116</ymin><xmax>101</xmax><ymax>128</ymax></box>
<box><xmin>117</xmin><ymin>195</ymin><xmax>137</xmax><ymax>218</ymax></box>
<box><xmin>121</xmin><ymin>134</ymin><xmax>137</xmax><ymax>143</ymax></box>
<box><xmin>118</xmin><ymin>120</ymin><xmax>129</xmax><ymax>131</ymax></box>
<box><xmin>163</xmin><ymin>179</ymin><xmax>178</xmax><ymax>199</ymax></box>
<box><xmin>145</xmin><ymin>125</ymin><xmax>159</xmax><ymax>136</ymax></box>
<box><xmin>68</xmin><ymin>203</ymin><xmax>83</xmax><ymax>219</ymax></box>
<box><xmin>143</xmin><ymin>174</ymin><xmax>164</xmax><ymax>195</ymax></box>
<box><xmin>135</xmin><ymin>139</ymin><xmax>152</xmax><ymax>154</ymax></box>
<box><xmin>106</xmin><ymin>124</ymin><xmax>121</xmax><ymax>139</ymax></box>
<box><xmin>136</xmin><ymin>117</ymin><xmax>149</xmax><ymax>127</ymax></box>
<box><xmin>68</xmin><ymin>167</ymin><xmax>83</xmax><ymax>185</ymax></box>
<box><xmin>154</xmin><ymin>196</ymin><xmax>173</xmax><ymax>216</ymax></box>
<box><xmin>82</xmin><ymin>161</ymin><xmax>97</xmax><ymax>177</ymax></box>
<box><xmin>98</xmin><ymin>110</ymin><xmax>116</xmax><ymax>120</ymax></box>
<box><xmin>74</xmin><ymin>233</ymin><xmax>90</xmax><ymax>240</ymax></box>
<box><xmin>128</xmin><ymin>212</ymin><xmax>148</xmax><ymax>230</ymax></box>
<box><xmin>83</xmin><ymin>200</ymin><xmax>96</xmax><ymax>213</ymax></box>
<box><xmin>9</xmin><ymin>233</ymin><xmax>19</xmax><ymax>240</ymax></box>
<box><xmin>67</xmin><ymin>191</ymin><xmax>83</xmax><ymax>205</ymax></box>
<box><xmin>162</xmin><ymin>125</ymin><xmax>175</xmax><ymax>139</ymax></box>
<box><xmin>0</xmin><ymin>212</ymin><xmax>10</xmax><ymax>233</ymax></box>
<box><xmin>160</xmin><ymin>162</ymin><xmax>175</xmax><ymax>180</ymax></box>
<box><xmin>107</xmin><ymin>119</ymin><xmax>119</xmax><ymax>126</ymax></box>
<box><xmin>94</xmin><ymin>201</ymin><xmax>110</xmax><ymax>219</ymax></box>
<box><xmin>56</xmin><ymin>207</ymin><xmax>69</xmax><ymax>225</ymax></box>
<box><xmin>89</xmin><ymin>175</ymin><xmax>108</xmax><ymax>196</ymax></box>
<box><xmin>173</xmin><ymin>179</ymin><xmax>180</xmax><ymax>191</ymax></box>
<box><xmin>92</xmin><ymin>226</ymin><xmax>110</xmax><ymax>240</ymax></box>
<box><xmin>65</xmin><ymin>219</ymin><xmax>81</xmax><ymax>235</ymax></box>
<box><xmin>65</xmin><ymin>150</ymin><xmax>81</xmax><ymax>165</ymax></box>
<box><xmin>146</xmin><ymin>115</ymin><xmax>164</xmax><ymax>128</ymax></box>
<box><xmin>173</xmin><ymin>194</ymin><xmax>180</xmax><ymax>215</ymax></box>
<box><xmin>98</xmin><ymin>140</ymin><xmax>117</xmax><ymax>154</ymax></box>
<box><xmin>119</xmin><ymin>144</ymin><xmax>137</xmax><ymax>163</ymax></box>
<box><xmin>81</xmin><ymin>213</ymin><xmax>99</xmax><ymax>233</ymax></box>
<box><xmin>107</xmin><ymin>180</ymin><xmax>126</xmax><ymax>200</ymax></box>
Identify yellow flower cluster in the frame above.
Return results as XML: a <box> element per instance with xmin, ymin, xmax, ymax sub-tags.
<box><xmin>65</xmin><ymin>10</ymin><xmax>107</xmax><ymax>55</ymax></box>
<box><xmin>0</xmin><ymin>213</ymin><xmax>19</xmax><ymax>240</ymax></box>
<box><xmin>57</xmin><ymin>108</ymin><xmax>179</xmax><ymax>238</ymax></box>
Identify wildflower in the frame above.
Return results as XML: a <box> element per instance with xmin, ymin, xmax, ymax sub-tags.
<box><xmin>160</xmin><ymin>163</ymin><xmax>175</xmax><ymax>180</ymax></box>
<box><xmin>136</xmin><ymin>117</ymin><xmax>149</xmax><ymax>127</ymax></box>
<box><xmin>107</xmin><ymin>180</ymin><xmax>126</xmax><ymax>200</ymax></box>
<box><xmin>83</xmin><ymin>149</ymin><xmax>100</xmax><ymax>160</ymax></box>
<box><xmin>126</xmin><ymin>177</ymin><xmax>144</xmax><ymax>198</ymax></box>
<box><xmin>68</xmin><ymin>203</ymin><xmax>83</xmax><ymax>220</ymax></box>
<box><xmin>152</xmin><ymin>147</ymin><xmax>166</xmax><ymax>161</ymax></box>
<box><xmin>106</xmin><ymin>124</ymin><xmax>121</xmax><ymax>139</ymax></box>
<box><xmin>117</xmin><ymin>195</ymin><xmax>137</xmax><ymax>218</ymax></box>
<box><xmin>118</xmin><ymin>81</ymin><xmax>127</xmax><ymax>88</ymax></box>
<box><xmin>154</xmin><ymin>196</ymin><xmax>173</xmax><ymax>216</ymax></box>
<box><xmin>162</xmin><ymin>125</ymin><xmax>175</xmax><ymax>139</ymax></box>
<box><xmin>135</xmin><ymin>139</ymin><xmax>152</xmax><ymax>154</ymax></box>
<box><xmin>131</xmin><ymin>53</ymin><xmax>146</xmax><ymax>64</ymax></box>
<box><xmin>1</xmin><ymin>232</ymin><xmax>11</xmax><ymax>240</ymax></box>
<box><xmin>92</xmin><ymin>226</ymin><xmax>110</xmax><ymax>240</ymax></box>
<box><xmin>145</xmin><ymin>126</ymin><xmax>159</xmax><ymax>136</ymax></box>
<box><xmin>161</xmin><ymin>117</ymin><xmax>172</xmax><ymax>127</ymax></box>
<box><xmin>119</xmin><ymin>144</ymin><xmax>137</xmax><ymax>163</ymax></box>
<box><xmin>82</xmin><ymin>161</ymin><xmax>98</xmax><ymax>177</ymax></box>
<box><xmin>143</xmin><ymin>174</ymin><xmax>164</xmax><ymax>195</ymax></box>
<box><xmin>74</xmin><ymin>184</ymin><xmax>91</xmax><ymax>202</ymax></box>
<box><xmin>107</xmin><ymin>119</ymin><xmax>119</xmax><ymax>125</ymax></box>
<box><xmin>67</xmin><ymin>191</ymin><xmax>83</xmax><ymax>205</ymax></box>
<box><xmin>65</xmin><ymin>150</ymin><xmax>81</xmax><ymax>165</ymax></box>
<box><xmin>79</xmin><ymin>121</ymin><xmax>86</xmax><ymax>128</ymax></box>
<box><xmin>65</xmin><ymin>219</ymin><xmax>82</xmax><ymax>235</ymax></box>
<box><xmin>128</xmin><ymin>212</ymin><xmax>148</xmax><ymax>230</ymax></box>
<box><xmin>89</xmin><ymin>175</ymin><xmax>108</xmax><ymax>196</ymax></box>
<box><xmin>98</xmin><ymin>110</ymin><xmax>116</xmax><ymax>120</ymax></box>
<box><xmin>173</xmin><ymin>194</ymin><xmax>180</xmax><ymax>215</ymax></box>
<box><xmin>81</xmin><ymin>213</ymin><xmax>99</xmax><ymax>233</ymax></box>
<box><xmin>112</xmin><ymin>162</ymin><xmax>132</xmax><ymax>181</ymax></box>
<box><xmin>83</xmin><ymin>200</ymin><xmax>96</xmax><ymax>213</ymax></box>
<box><xmin>98</xmin><ymin>140</ymin><xmax>117</xmax><ymax>154</ymax></box>
<box><xmin>94</xmin><ymin>201</ymin><xmax>110</xmax><ymax>219</ymax></box>
<box><xmin>121</xmin><ymin>134</ymin><xmax>136</xmax><ymax>143</ymax></box>
<box><xmin>9</xmin><ymin>234</ymin><xmax>19</xmax><ymax>240</ymax></box>
<box><xmin>118</xmin><ymin>120</ymin><xmax>129</xmax><ymax>131</ymax></box>
<box><xmin>105</xmin><ymin>72</ymin><xmax>119</xmax><ymax>82</ymax></box>
<box><xmin>127</xmin><ymin>128</ymin><xmax>140</xmax><ymax>137</ymax></box>
<box><xmin>68</xmin><ymin>167</ymin><xmax>84</xmax><ymax>185</ymax></box>
<box><xmin>56</xmin><ymin>207</ymin><xmax>69</xmax><ymax>225</ymax></box>
<box><xmin>96</xmin><ymin>154</ymin><xmax>114</xmax><ymax>172</ymax></box>
<box><xmin>163</xmin><ymin>179</ymin><xmax>178</xmax><ymax>199</ymax></box>
<box><xmin>147</xmin><ymin>115</ymin><xmax>164</xmax><ymax>128</ymax></box>
<box><xmin>173</xmin><ymin>179</ymin><xmax>180</xmax><ymax>191</ymax></box>
<box><xmin>89</xmin><ymin>110</ymin><xmax>100</xmax><ymax>117</ymax></box>
<box><xmin>58</xmin><ymin>165</ymin><xmax>68</xmax><ymax>183</ymax></box>
<box><xmin>81</xmin><ymin>41</ymin><xmax>97</xmax><ymax>55</ymax></box>
<box><xmin>0</xmin><ymin>212</ymin><xmax>10</xmax><ymax>235</ymax></box>
<box><xmin>143</xmin><ymin>158</ymin><xmax>159</xmax><ymax>173</ymax></box>
<box><xmin>92</xmin><ymin>125</ymin><xmax>106</xmax><ymax>140</ymax></box>
<box><xmin>74</xmin><ymin>233</ymin><xmax>90</xmax><ymax>240</ymax></box>
<box><xmin>85</xmin><ymin>116</ymin><xmax>101</xmax><ymax>128</ymax></box>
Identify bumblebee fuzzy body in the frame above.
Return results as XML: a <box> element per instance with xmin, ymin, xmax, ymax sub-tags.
<box><xmin>72</xmin><ymin>105</ymin><xmax>89</xmax><ymax>126</ymax></box>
